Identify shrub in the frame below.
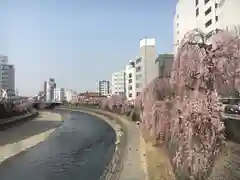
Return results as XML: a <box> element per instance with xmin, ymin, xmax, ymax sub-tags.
<box><xmin>99</xmin><ymin>98</ymin><xmax>108</xmax><ymax>110</ymax></box>
<box><xmin>128</xmin><ymin>106</ymin><xmax>141</xmax><ymax>122</ymax></box>
<box><xmin>107</xmin><ymin>95</ymin><xmax>124</xmax><ymax>112</ymax></box>
<box><xmin>140</xmin><ymin>77</ymin><xmax>172</xmax><ymax>135</ymax></box>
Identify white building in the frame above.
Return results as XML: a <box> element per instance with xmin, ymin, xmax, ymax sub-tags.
<box><xmin>65</xmin><ymin>89</ymin><xmax>78</xmax><ymax>102</ymax></box>
<box><xmin>111</xmin><ymin>70</ymin><xmax>126</xmax><ymax>97</ymax></box>
<box><xmin>135</xmin><ymin>38</ymin><xmax>158</xmax><ymax>92</ymax></box>
<box><xmin>53</xmin><ymin>88</ymin><xmax>64</xmax><ymax>102</ymax></box>
<box><xmin>0</xmin><ymin>55</ymin><xmax>15</xmax><ymax>93</ymax></box>
<box><xmin>97</xmin><ymin>80</ymin><xmax>110</xmax><ymax>96</ymax></box>
<box><xmin>174</xmin><ymin>0</ymin><xmax>196</xmax><ymax>53</ymax></box>
<box><xmin>125</xmin><ymin>61</ymin><xmax>136</xmax><ymax>100</ymax></box>
<box><xmin>216</xmin><ymin>0</ymin><xmax>240</xmax><ymax>33</ymax></box>
<box><xmin>174</xmin><ymin>0</ymin><xmax>240</xmax><ymax>53</ymax></box>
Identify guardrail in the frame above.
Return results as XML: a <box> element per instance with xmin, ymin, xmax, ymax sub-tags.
<box><xmin>60</xmin><ymin>105</ymin><xmax>127</xmax><ymax>180</ymax></box>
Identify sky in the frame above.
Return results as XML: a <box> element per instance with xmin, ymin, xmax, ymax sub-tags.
<box><xmin>0</xmin><ymin>0</ymin><xmax>177</xmax><ymax>96</ymax></box>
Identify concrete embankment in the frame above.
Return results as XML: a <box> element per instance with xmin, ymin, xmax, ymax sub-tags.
<box><xmin>60</xmin><ymin>107</ymin><xmax>148</xmax><ymax>180</ymax></box>
<box><xmin>0</xmin><ymin>112</ymin><xmax>38</xmax><ymax>128</ymax></box>
<box><xmin>0</xmin><ymin>111</ymin><xmax>62</xmax><ymax>163</ymax></box>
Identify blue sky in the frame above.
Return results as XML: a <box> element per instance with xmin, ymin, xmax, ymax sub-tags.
<box><xmin>0</xmin><ymin>0</ymin><xmax>177</xmax><ymax>96</ymax></box>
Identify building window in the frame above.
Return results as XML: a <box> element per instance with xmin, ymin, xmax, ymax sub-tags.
<box><xmin>177</xmin><ymin>14</ymin><xmax>179</xmax><ymax>19</ymax></box>
<box><xmin>136</xmin><ymin>58</ymin><xmax>141</xmax><ymax>64</ymax></box>
<box><xmin>136</xmin><ymin>74</ymin><xmax>142</xmax><ymax>80</ymax></box>
<box><xmin>177</xmin><ymin>23</ymin><xmax>179</xmax><ymax>27</ymax></box>
<box><xmin>204</xmin><ymin>0</ymin><xmax>210</xmax><ymax>4</ymax></box>
<box><xmin>136</xmin><ymin>66</ymin><xmax>141</xmax><ymax>72</ymax></box>
<box><xmin>177</xmin><ymin>30</ymin><xmax>179</xmax><ymax>34</ymax></box>
<box><xmin>205</xmin><ymin>7</ymin><xmax>211</xmax><ymax>16</ymax></box>
<box><xmin>205</xmin><ymin>19</ymin><xmax>212</xmax><ymax>28</ymax></box>
<box><xmin>215</xmin><ymin>3</ymin><xmax>218</xmax><ymax>8</ymax></box>
<box><xmin>136</xmin><ymin>92</ymin><xmax>140</xmax><ymax>96</ymax></box>
<box><xmin>196</xmin><ymin>8</ymin><xmax>199</xmax><ymax>17</ymax></box>
<box><xmin>128</xmin><ymin>79</ymin><xmax>132</xmax><ymax>83</ymax></box>
<box><xmin>177</xmin><ymin>40</ymin><xmax>179</xmax><ymax>44</ymax></box>
<box><xmin>215</xmin><ymin>16</ymin><xmax>218</xmax><ymax>22</ymax></box>
<box><xmin>129</xmin><ymin>73</ymin><xmax>132</xmax><ymax>78</ymax></box>
<box><xmin>129</xmin><ymin>86</ymin><xmax>132</xmax><ymax>90</ymax></box>
<box><xmin>129</xmin><ymin>93</ymin><xmax>132</xmax><ymax>98</ymax></box>
<box><xmin>136</xmin><ymin>83</ymin><xmax>141</xmax><ymax>88</ymax></box>
<box><xmin>196</xmin><ymin>0</ymin><xmax>199</xmax><ymax>6</ymax></box>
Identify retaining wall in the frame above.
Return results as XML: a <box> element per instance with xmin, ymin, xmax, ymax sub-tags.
<box><xmin>60</xmin><ymin>106</ymin><xmax>149</xmax><ymax>180</ymax></box>
<box><xmin>60</xmin><ymin>107</ymin><xmax>128</xmax><ymax>180</ymax></box>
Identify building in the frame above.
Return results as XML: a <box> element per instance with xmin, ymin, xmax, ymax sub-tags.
<box><xmin>46</xmin><ymin>78</ymin><xmax>56</xmax><ymax>101</ymax></box>
<box><xmin>97</xmin><ymin>80</ymin><xmax>110</xmax><ymax>96</ymax></box>
<box><xmin>174</xmin><ymin>0</ymin><xmax>240</xmax><ymax>53</ymax></box>
<box><xmin>135</xmin><ymin>38</ymin><xmax>158</xmax><ymax>92</ymax></box>
<box><xmin>111</xmin><ymin>70</ymin><xmax>126</xmax><ymax>97</ymax></box>
<box><xmin>155</xmin><ymin>54</ymin><xmax>174</xmax><ymax>78</ymax></box>
<box><xmin>174</xmin><ymin>0</ymin><xmax>196</xmax><ymax>53</ymax></box>
<box><xmin>53</xmin><ymin>88</ymin><xmax>64</xmax><ymax>102</ymax></box>
<box><xmin>65</xmin><ymin>89</ymin><xmax>78</xmax><ymax>102</ymax></box>
<box><xmin>0</xmin><ymin>55</ymin><xmax>15</xmax><ymax>93</ymax></box>
<box><xmin>43</xmin><ymin>81</ymin><xmax>47</xmax><ymax>100</ymax></box>
<box><xmin>0</xmin><ymin>64</ymin><xmax>15</xmax><ymax>91</ymax></box>
<box><xmin>135</xmin><ymin>56</ymin><xmax>142</xmax><ymax>95</ymax></box>
<box><xmin>125</xmin><ymin>61</ymin><xmax>136</xmax><ymax>100</ymax></box>
<box><xmin>216</xmin><ymin>0</ymin><xmax>240</xmax><ymax>33</ymax></box>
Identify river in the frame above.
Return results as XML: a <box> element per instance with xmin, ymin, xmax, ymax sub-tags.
<box><xmin>0</xmin><ymin>110</ymin><xmax>116</xmax><ymax>180</ymax></box>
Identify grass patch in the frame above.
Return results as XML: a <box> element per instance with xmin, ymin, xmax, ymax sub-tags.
<box><xmin>142</xmin><ymin>129</ymin><xmax>175</xmax><ymax>180</ymax></box>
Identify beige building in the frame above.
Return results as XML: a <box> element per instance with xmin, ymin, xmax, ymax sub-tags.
<box><xmin>135</xmin><ymin>38</ymin><xmax>158</xmax><ymax>93</ymax></box>
<box><xmin>111</xmin><ymin>70</ymin><xmax>126</xmax><ymax>97</ymax></box>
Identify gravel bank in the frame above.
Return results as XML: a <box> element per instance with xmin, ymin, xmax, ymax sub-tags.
<box><xmin>0</xmin><ymin>111</ymin><xmax>62</xmax><ymax>163</ymax></box>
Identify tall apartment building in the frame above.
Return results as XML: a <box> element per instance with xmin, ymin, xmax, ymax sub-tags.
<box><xmin>135</xmin><ymin>38</ymin><xmax>158</xmax><ymax>92</ymax></box>
<box><xmin>174</xmin><ymin>0</ymin><xmax>196</xmax><ymax>54</ymax></box>
<box><xmin>216</xmin><ymin>0</ymin><xmax>240</xmax><ymax>31</ymax></box>
<box><xmin>125</xmin><ymin>61</ymin><xmax>136</xmax><ymax>100</ymax></box>
<box><xmin>98</xmin><ymin>80</ymin><xmax>110</xmax><ymax>96</ymax></box>
<box><xmin>111</xmin><ymin>70</ymin><xmax>126</xmax><ymax>97</ymax></box>
<box><xmin>174</xmin><ymin>0</ymin><xmax>240</xmax><ymax>53</ymax></box>
<box><xmin>0</xmin><ymin>55</ymin><xmax>15</xmax><ymax>93</ymax></box>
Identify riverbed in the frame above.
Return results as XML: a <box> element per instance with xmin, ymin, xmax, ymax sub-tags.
<box><xmin>0</xmin><ymin>110</ymin><xmax>116</xmax><ymax>180</ymax></box>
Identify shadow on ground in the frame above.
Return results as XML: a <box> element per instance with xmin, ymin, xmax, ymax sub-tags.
<box><xmin>0</xmin><ymin>119</ymin><xmax>61</xmax><ymax>146</ymax></box>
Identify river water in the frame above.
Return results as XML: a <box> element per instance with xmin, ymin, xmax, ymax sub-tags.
<box><xmin>0</xmin><ymin>110</ymin><xmax>116</xmax><ymax>180</ymax></box>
